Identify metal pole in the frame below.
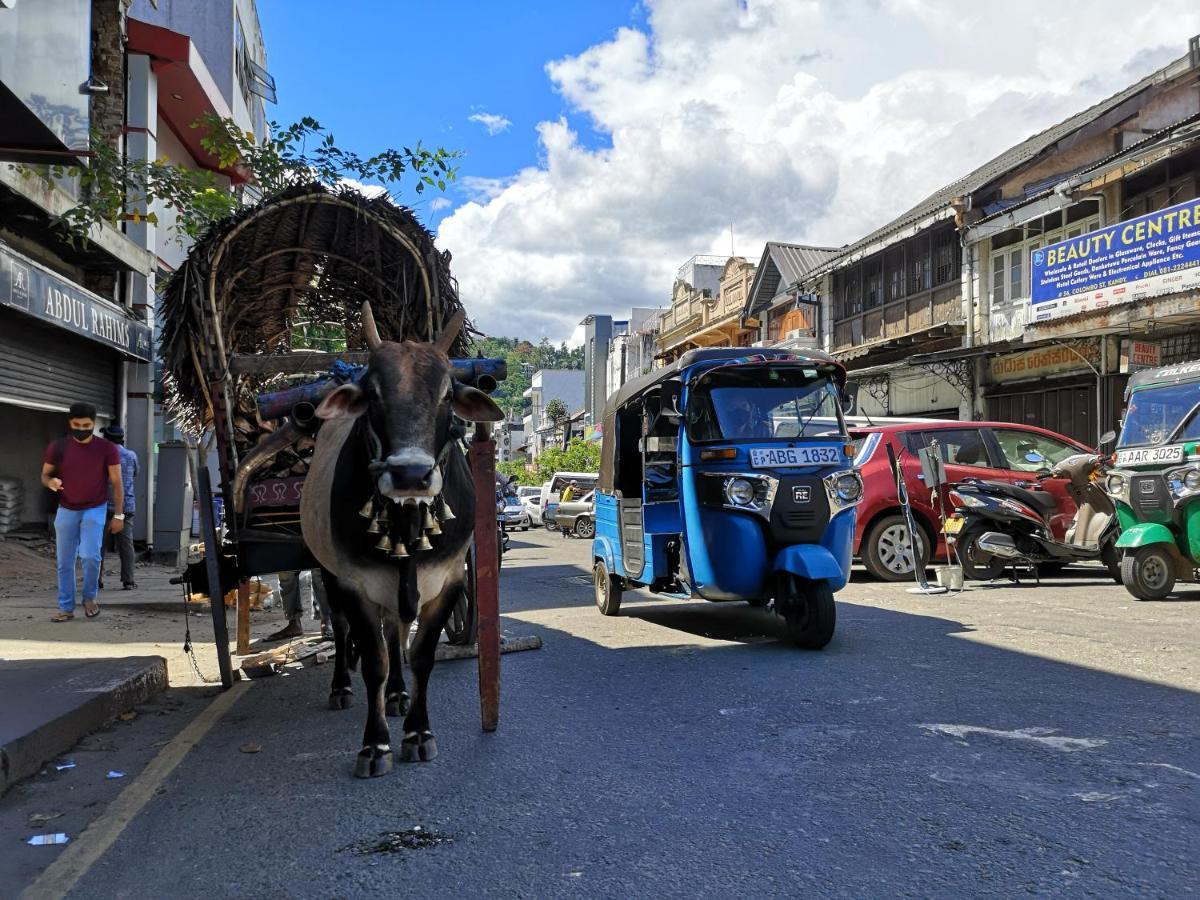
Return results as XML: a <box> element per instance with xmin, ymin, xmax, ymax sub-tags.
<box><xmin>1097</xmin><ymin>338</ymin><xmax>1107</xmax><ymax>447</ymax></box>
<box><xmin>470</xmin><ymin>422</ymin><xmax>500</xmax><ymax>732</ymax></box>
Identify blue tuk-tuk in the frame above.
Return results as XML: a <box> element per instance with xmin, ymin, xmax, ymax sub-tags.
<box><xmin>592</xmin><ymin>347</ymin><xmax>862</xmax><ymax>648</ymax></box>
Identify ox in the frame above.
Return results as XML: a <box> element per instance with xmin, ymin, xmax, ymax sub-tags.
<box><xmin>300</xmin><ymin>302</ymin><xmax>503</xmax><ymax>778</ymax></box>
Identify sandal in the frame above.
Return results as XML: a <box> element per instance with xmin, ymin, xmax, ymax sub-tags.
<box><xmin>84</xmin><ymin>601</ymin><xmax>101</xmax><ymax>618</ymax></box>
<box><xmin>51</xmin><ymin>611</ymin><xmax>75</xmax><ymax>622</ymax></box>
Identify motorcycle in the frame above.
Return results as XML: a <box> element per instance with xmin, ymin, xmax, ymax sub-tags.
<box><xmin>944</xmin><ymin>447</ymin><xmax>1121</xmax><ymax>582</ymax></box>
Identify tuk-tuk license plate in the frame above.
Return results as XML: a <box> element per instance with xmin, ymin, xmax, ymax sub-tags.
<box><xmin>943</xmin><ymin>517</ymin><xmax>964</xmax><ymax>534</ymax></box>
<box><xmin>1115</xmin><ymin>445</ymin><xmax>1184</xmax><ymax>466</ymax></box>
<box><xmin>750</xmin><ymin>446</ymin><xmax>842</xmax><ymax>468</ymax></box>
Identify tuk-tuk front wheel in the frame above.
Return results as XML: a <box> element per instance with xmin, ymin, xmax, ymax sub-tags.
<box><xmin>594</xmin><ymin>559</ymin><xmax>623</xmax><ymax>616</ymax></box>
<box><xmin>778</xmin><ymin>575</ymin><xmax>836</xmax><ymax>650</ymax></box>
<box><xmin>1119</xmin><ymin>545</ymin><xmax>1176</xmax><ymax>601</ymax></box>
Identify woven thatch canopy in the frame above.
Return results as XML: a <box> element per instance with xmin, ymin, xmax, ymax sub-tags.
<box><xmin>160</xmin><ymin>182</ymin><xmax>469</xmax><ymax>435</ymax></box>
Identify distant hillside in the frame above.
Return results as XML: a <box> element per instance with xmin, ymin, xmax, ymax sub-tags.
<box><xmin>470</xmin><ymin>336</ymin><xmax>584</xmax><ymax>418</ymax></box>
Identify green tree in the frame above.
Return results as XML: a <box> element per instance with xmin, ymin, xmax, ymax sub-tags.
<box><xmin>22</xmin><ymin>113</ymin><xmax>458</xmax><ymax>247</ymax></box>
<box><xmin>470</xmin><ymin>334</ymin><xmax>584</xmax><ymax>420</ymax></box>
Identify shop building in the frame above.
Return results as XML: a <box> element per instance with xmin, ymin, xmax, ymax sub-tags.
<box><xmin>741</xmin><ymin>242</ymin><xmax>839</xmax><ymax>351</ymax></box>
<box><xmin>655</xmin><ymin>255</ymin><xmax>726</xmax><ymax>363</ymax></box>
<box><xmin>0</xmin><ymin>0</ymin><xmax>155</xmax><ymax>528</ymax></box>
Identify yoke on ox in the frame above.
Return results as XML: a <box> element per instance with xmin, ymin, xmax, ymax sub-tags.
<box><xmin>159</xmin><ymin>184</ymin><xmax>507</xmax><ymax>778</ymax></box>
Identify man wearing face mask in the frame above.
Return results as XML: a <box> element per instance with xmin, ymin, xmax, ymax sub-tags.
<box><xmin>40</xmin><ymin>402</ymin><xmax>124</xmax><ymax>621</ymax></box>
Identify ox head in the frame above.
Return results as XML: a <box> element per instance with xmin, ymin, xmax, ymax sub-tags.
<box><xmin>314</xmin><ymin>302</ymin><xmax>503</xmax><ymax>503</ymax></box>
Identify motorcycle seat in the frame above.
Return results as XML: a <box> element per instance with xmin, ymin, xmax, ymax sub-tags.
<box><xmin>974</xmin><ymin>480</ymin><xmax>1058</xmax><ymax>517</ymax></box>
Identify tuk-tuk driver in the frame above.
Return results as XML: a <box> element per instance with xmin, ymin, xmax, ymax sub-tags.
<box><xmin>724</xmin><ymin>395</ymin><xmax>771</xmax><ymax>439</ymax></box>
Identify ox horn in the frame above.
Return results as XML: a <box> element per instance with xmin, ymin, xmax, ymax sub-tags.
<box><xmin>361</xmin><ymin>301</ymin><xmax>383</xmax><ymax>351</ymax></box>
<box><xmin>434</xmin><ymin>308</ymin><xmax>467</xmax><ymax>354</ymax></box>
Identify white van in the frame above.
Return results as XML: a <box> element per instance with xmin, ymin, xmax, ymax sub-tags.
<box><xmin>540</xmin><ymin>471</ymin><xmax>598</xmax><ymax>524</ymax></box>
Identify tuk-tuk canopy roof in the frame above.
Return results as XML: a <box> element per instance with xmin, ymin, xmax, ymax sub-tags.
<box><xmin>1126</xmin><ymin>360</ymin><xmax>1200</xmax><ymax>394</ymax></box>
<box><xmin>597</xmin><ymin>347</ymin><xmax>845</xmax><ymax>491</ymax></box>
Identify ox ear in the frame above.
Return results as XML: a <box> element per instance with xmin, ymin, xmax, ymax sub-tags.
<box><xmin>452</xmin><ymin>381</ymin><xmax>504</xmax><ymax>423</ymax></box>
<box><xmin>315</xmin><ymin>383</ymin><xmax>368</xmax><ymax>420</ymax></box>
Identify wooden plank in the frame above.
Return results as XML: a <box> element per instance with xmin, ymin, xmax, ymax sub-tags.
<box><xmin>435</xmin><ymin>634</ymin><xmax>541</xmax><ymax>662</ymax></box>
<box><xmin>239</xmin><ymin>639</ymin><xmax>334</xmax><ymax>678</ymax></box>
<box><xmin>469</xmin><ymin>427</ymin><xmax>501</xmax><ymax>732</ymax></box>
<box><xmin>229</xmin><ymin>351</ymin><xmax>369</xmax><ymax>375</ymax></box>
<box><xmin>236</xmin><ymin>579</ymin><xmax>251</xmax><ymax>656</ymax></box>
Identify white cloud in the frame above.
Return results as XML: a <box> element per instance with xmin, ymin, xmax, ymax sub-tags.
<box><xmin>337</xmin><ymin>177</ymin><xmax>387</xmax><ymax>199</ymax></box>
<box><xmin>468</xmin><ymin>111</ymin><xmax>513</xmax><ymax>136</ymax></box>
<box><xmin>429</xmin><ymin>196</ymin><xmax>453</xmax><ymax>211</ymax></box>
<box><xmin>439</xmin><ymin>0</ymin><xmax>1199</xmax><ymax>340</ymax></box>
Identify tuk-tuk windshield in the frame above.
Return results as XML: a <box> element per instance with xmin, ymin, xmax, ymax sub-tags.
<box><xmin>687</xmin><ymin>368</ymin><xmax>845</xmax><ymax>442</ymax></box>
<box><xmin>1119</xmin><ymin>380</ymin><xmax>1200</xmax><ymax>448</ymax></box>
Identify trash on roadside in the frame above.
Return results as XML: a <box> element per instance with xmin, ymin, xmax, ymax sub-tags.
<box><xmin>27</xmin><ymin>833</ymin><xmax>70</xmax><ymax>846</ymax></box>
<box><xmin>28</xmin><ymin>812</ymin><xmax>63</xmax><ymax>827</ymax></box>
<box><xmin>54</xmin><ymin>760</ymin><xmax>76</xmax><ymax>771</ymax></box>
<box><xmin>239</xmin><ymin>743</ymin><xmax>262</xmax><ymax>754</ymax></box>
<box><xmin>119</xmin><ymin>710</ymin><xmax>137</xmax><ymax>722</ymax></box>
<box><xmin>106</xmin><ymin>771</ymin><xmax>125</xmax><ymax>779</ymax></box>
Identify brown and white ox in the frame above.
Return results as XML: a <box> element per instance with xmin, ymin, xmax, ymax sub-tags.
<box><xmin>300</xmin><ymin>302</ymin><xmax>503</xmax><ymax>778</ymax></box>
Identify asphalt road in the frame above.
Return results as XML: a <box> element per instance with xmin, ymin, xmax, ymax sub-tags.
<box><xmin>13</xmin><ymin>527</ymin><xmax>1200</xmax><ymax>897</ymax></box>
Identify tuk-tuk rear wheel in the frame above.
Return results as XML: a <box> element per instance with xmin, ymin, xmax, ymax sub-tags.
<box><xmin>1120</xmin><ymin>545</ymin><xmax>1176</xmax><ymax>601</ymax></box>
<box><xmin>781</xmin><ymin>578</ymin><xmax>836</xmax><ymax>650</ymax></box>
<box><xmin>594</xmin><ymin>559</ymin><xmax>623</xmax><ymax>616</ymax></box>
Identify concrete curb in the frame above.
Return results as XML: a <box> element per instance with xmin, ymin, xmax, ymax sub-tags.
<box><xmin>0</xmin><ymin>656</ymin><xmax>169</xmax><ymax>796</ymax></box>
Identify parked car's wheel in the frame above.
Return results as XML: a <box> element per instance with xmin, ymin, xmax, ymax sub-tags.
<box><xmin>574</xmin><ymin>516</ymin><xmax>595</xmax><ymax>539</ymax></box>
<box><xmin>862</xmin><ymin>513</ymin><xmax>929</xmax><ymax>581</ymax></box>
<box><xmin>1120</xmin><ymin>545</ymin><xmax>1176</xmax><ymax>601</ymax></box>
<box><xmin>594</xmin><ymin>559</ymin><xmax>622</xmax><ymax>616</ymax></box>
<box><xmin>780</xmin><ymin>577</ymin><xmax>835</xmax><ymax>650</ymax></box>
<box><xmin>545</xmin><ymin>517</ymin><xmax>558</xmax><ymax>532</ymax></box>
<box><xmin>957</xmin><ymin>526</ymin><xmax>1008</xmax><ymax>581</ymax></box>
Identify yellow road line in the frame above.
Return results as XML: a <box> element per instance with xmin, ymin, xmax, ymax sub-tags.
<box><xmin>21</xmin><ymin>680</ymin><xmax>252</xmax><ymax>900</ymax></box>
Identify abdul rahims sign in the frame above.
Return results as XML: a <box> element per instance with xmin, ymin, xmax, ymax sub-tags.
<box><xmin>0</xmin><ymin>242</ymin><xmax>152</xmax><ymax>361</ymax></box>
<box><xmin>1031</xmin><ymin>197</ymin><xmax>1200</xmax><ymax>322</ymax></box>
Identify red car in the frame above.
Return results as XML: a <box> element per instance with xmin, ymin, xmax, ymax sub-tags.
<box><xmin>850</xmin><ymin>421</ymin><xmax>1092</xmax><ymax>581</ymax></box>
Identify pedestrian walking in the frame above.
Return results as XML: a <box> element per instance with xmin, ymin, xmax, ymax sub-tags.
<box><xmin>100</xmin><ymin>424</ymin><xmax>139</xmax><ymax>590</ymax></box>
<box><xmin>268</xmin><ymin>569</ymin><xmax>332</xmax><ymax>641</ymax></box>
<box><xmin>40</xmin><ymin>402</ymin><xmax>124</xmax><ymax>621</ymax></box>
<box><xmin>559</xmin><ymin>479</ymin><xmax>577</xmax><ymax>537</ymax></box>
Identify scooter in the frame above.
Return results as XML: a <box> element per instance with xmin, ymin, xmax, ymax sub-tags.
<box><xmin>945</xmin><ymin>451</ymin><xmax>1121</xmax><ymax>582</ymax></box>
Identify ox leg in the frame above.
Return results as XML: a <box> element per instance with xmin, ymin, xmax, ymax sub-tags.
<box><xmin>400</xmin><ymin>586</ymin><xmax>458</xmax><ymax>763</ymax></box>
<box><xmin>319</xmin><ymin>569</ymin><xmax>354</xmax><ymax>710</ymax></box>
<box><xmin>342</xmin><ymin>595</ymin><xmax>394</xmax><ymax>778</ymax></box>
<box><xmin>384</xmin><ymin>617</ymin><xmax>410</xmax><ymax>717</ymax></box>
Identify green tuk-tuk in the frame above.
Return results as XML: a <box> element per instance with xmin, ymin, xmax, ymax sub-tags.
<box><xmin>1105</xmin><ymin>360</ymin><xmax>1200</xmax><ymax>599</ymax></box>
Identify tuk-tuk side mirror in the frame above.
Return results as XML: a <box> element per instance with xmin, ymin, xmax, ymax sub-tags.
<box><xmin>1098</xmin><ymin>430</ymin><xmax>1117</xmax><ymax>449</ymax></box>
<box><xmin>660</xmin><ymin>382</ymin><xmax>683</xmax><ymax>421</ymax></box>
<box><xmin>841</xmin><ymin>382</ymin><xmax>859</xmax><ymax>415</ymax></box>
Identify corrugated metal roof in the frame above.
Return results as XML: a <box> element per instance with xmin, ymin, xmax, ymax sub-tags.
<box><xmin>806</xmin><ymin>52</ymin><xmax>1195</xmax><ymax>279</ymax></box>
<box><xmin>744</xmin><ymin>242</ymin><xmax>841</xmax><ymax>316</ymax></box>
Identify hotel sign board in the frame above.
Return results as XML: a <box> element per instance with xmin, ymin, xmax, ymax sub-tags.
<box><xmin>1031</xmin><ymin>197</ymin><xmax>1200</xmax><ymax>322</ymax></box>
<box><xmin>0</xmin><ymin>243</ymin><xmax>152</xmax><ymax>361</ymax></box>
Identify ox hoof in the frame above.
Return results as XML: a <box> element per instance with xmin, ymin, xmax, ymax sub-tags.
<box><xmin>328</xmin><ymin>688</ymin><xmax>354</xmax><ymax>710</ymax></box>
<box><xmin>385</xmin><ymin>692</ymin><xmax>410</xmax><ymax>717</ymax></box>
<box><xmin>400</xmin><ymin>731</ymin><xmax>438</xmax><ymax>763</ymax></box>
<box><xmin>353</xmin><ymin>745</ymin><xmax>394</xmax><ymax>778</ymax></box>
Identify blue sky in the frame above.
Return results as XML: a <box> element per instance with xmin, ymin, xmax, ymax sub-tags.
<box><xmin>258</xmin><ymin>0</ymin><xmax>642</xmax><ymax>230</ymax></box>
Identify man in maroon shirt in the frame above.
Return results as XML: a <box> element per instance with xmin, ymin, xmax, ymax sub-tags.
<box><xmin>40</xmin><ymin>402</ymin><xmax>124</xmax><ymax>621</ymax></box>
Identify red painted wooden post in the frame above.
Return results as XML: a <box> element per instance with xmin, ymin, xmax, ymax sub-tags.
<box><xmin>469</xmin><ymin>426</ymin><xmax>500</xmax><ymax>732</ymax></box>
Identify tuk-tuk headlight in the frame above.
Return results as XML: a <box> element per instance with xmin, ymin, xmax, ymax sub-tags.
<box><xmin>724</xmin><ymin>477</ymin><xmax>757</xmax><ymax>507</ymax></box>
<box><xmin>834</xmin><ymin>473</ymin><xmax>862</xmax><ymax>502</ymax></box>
<box><xmin>1184</xmin><ymin>469</ymin><xmax>1200</xmax><ymax>491</ymax></box>
<box><xmin>1105</xmin><ymin>473</ymin><xmax>1127</xmax><ymax>497</ymax></box>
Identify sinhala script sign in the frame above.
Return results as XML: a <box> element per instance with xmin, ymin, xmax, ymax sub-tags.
<box><xmin>1031</xmin><ymin>197</ymin><xmax>1200</xmax><ymax>322</ymax></box>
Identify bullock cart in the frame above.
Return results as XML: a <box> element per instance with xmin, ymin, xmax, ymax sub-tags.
<box><xmin>161</xmin><ymin>183</ymin><xmax>505</xmax><ymax>730</ymax></box>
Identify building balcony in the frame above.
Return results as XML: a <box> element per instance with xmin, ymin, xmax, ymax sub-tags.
<box><xmin>832</xmin><ymin>283</ymin><xmax>961</xmax><ymax>355</ymax></box>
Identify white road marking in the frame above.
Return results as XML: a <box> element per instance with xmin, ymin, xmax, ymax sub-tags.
<box><xmin>918</xmin><ymin>724</ymin><xmax>1107</xmax><ymax>752</ymax></box>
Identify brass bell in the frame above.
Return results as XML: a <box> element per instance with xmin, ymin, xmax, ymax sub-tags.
<box><xmin>359</xmin><ymin>499</ymin><xmax>374</xmax><ymax>518</ymax></box>
<box><xmin>415</xmin><ymin>534</ymin><xmax>433</xmax><ymax>551</ymax></box>
<box><xmin>367</xmin><ymin>516</ymin><xmax>383</xmax><ymax>535</ymax></box>
<box><xmin>427</xmin><ymin>520</ymin><xmax>442</xmax><ymax>536</ymax></box>
<box><xmin>422</xmin><ymin>506</ymin><xmax>436</xmax><ymax>530</ymax></box>
<box><xmin>440</xmin><ymin>502</ymin><xmax>456</xmax><ymax>521</ymax></box>
<box><xmin>390</xmin><ymin>541</ymin><xmax>409</xmax><ymax>558</ymax></box>
<box><xmin>375</xmin><ymin>534</ymin><xmax>391</xmax><ymax>552</ymax></box>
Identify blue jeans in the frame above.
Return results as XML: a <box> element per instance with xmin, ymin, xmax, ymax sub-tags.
<box><xmin>54</xmin><ymin>504</ymin><xmax>107</xmax><ymax>612</ymax></box>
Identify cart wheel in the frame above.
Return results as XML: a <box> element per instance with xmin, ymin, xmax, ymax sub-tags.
<box><xmin>783</xmin><ymin>578</ymin><xmax>836</xmax><ymax>650</ymax></box>
<box><xmin>574</xmin><ymin>517</ymin><xmax>595</xmax><ymax>539</ymax></box>
<box><xmin>594</xmin><ymin>559</ymin><xmax>622</xmax><ymax>616</ymax></box>
<box><xmin>1120</xmin><ymin>545</ymin><xmax>1176</xmax><ymax>601</ymax></box>
<box><xmin>445</xmin><ymin>546</ymin><xmax>478</xmax><ymax>645</ymax></box>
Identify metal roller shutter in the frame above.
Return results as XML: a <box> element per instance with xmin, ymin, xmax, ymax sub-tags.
<box><xmin>0</xmin><ymin>313</ymin><xmax>118</xmax><ymax>417</ymax></box>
